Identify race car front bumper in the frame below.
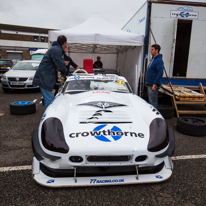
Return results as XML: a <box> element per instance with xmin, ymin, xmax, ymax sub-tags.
<box><xmin>32</xmin><ymin>156</ymin><xmax>173</xmax><ymax>187</ymax></box>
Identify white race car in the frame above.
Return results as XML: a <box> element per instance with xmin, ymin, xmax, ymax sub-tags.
<box><xmin>32</xmin><ymin>70</ymin><xmax>175</xmax><ymax>187</ymax></box>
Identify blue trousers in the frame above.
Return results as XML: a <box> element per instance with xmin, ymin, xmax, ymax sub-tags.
<box><xmin>147</xmin><ymin>85</ymin><xmax>160</xmax><ymax>109</ymax></box>
<box><xmin>40</xmin><ymin>87</ymin><xmax>54</xmax><ymax>110</ymax></box>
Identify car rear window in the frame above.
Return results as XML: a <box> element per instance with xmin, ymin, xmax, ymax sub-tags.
<box><xmin>31</xmin><ymin>54</ymin><xmax>44</xmax><ymax>59</ymax></box>
<box><xmin>12</xmin><ymin>62</ymin><xmax>40</xmax><ymax>70</ymax></box>
<box><xmin>0</xmin><ymin>60</ymin><xmax>13</xmax><ymax>66</ymax></box>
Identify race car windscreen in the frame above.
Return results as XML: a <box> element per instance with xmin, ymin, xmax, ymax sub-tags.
<box><xmin>65</xmin><ymin>79</ymin><xmax>132</xmax><ymax>93</ymax></box>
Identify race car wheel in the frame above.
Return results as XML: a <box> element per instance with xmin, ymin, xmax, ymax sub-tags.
<box><xmin>176</xmin><ymin>117</ymin><xmax>206</xmax><ymax>136</ymax></box>
<box><xmin>10</xmin><ymin>101</ymin><xmax>36</xmax><ymax>115</ymax></box>
<box><xmin>73</xmin><ymin>69</ymin><xmax>88</xmax><ymax>74</ymax></box>
<box><xmin>158</xmin><ymin>104</ymin><xmax>174</xmax><ymax>119</ymax></box>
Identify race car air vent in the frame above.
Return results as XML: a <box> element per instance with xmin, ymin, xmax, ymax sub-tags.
<box><xmin>87</xmin><ymin>155</ymin><xmax>132</xmax><ymax>162</ymax></box>
<box><xmin>135</xmin><ymin>155</ymin><xmax>148</xmax><ymax>162</ymax></box>
<box><xmin>79</xmin><ymin>110</ymin><xmax>132</xmax><ymax>124</ymax></box>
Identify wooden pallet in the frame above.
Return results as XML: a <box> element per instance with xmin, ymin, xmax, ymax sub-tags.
<box><xmin>159</xmin><ymin>83</ymin><xmax>206</xmax><ymax>118</ymax></box>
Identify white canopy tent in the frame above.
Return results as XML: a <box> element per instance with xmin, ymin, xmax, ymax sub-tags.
<box><xmin>49</xmin><ymin>14</ymin><xmax>144</xmax><ymax>94</ymax></box>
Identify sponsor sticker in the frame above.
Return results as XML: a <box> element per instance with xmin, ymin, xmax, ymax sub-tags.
<box><xmin>90</xmin><ymin>178</ymin><xmax>124</xmax><ymax>184</ymax></box>
<box><xmin>41</xmin><ymin>113</ymin><xmax>46</xmax><ymax>122</ymax></box>
<box><xmin>69</xmin><ymin>124</ymin><xmax>145</xmax><ymax>140</ymax></box>
<box><xmin>46</xmin><ymin>179</ymin><xmax>55</xmax><ymax>183</ymax></box>
<box><xmin>74</xmin><ymin>76</ymin><xmax>80</xmax><ymax>80</ymax></box>
<box><xmin>155</xmin><ymin>175</ymin><xmax>163</xmax><ymax>179</ymax></box>
<box><xmin>92</xmin><ymin>91</ymin><xmax>110</xmax><ymax>94</ymax></box>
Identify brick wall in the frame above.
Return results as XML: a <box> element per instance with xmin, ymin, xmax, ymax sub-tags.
<box><xmin>0</xmin><ymin>33</ymin><xmax>48</xmax><ymax>42</ymax></box>
<box><xmin>0</xmin><ymin>49</ymin><xmax>30</xmax><ymax>60</ymax></box>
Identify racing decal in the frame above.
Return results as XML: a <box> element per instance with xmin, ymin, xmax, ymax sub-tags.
<box><xmin>41</xmin><ymin>113</ymin><xmax>46</xmax><ymax>122</ymax></box>
<box><xmin>74</xmin><ymin>76</ymin><xmax>80</xmax><ymax>80</ymax></box>
<box><xmin>92</xmin><ymin>91</ymin><xmax>110</xmax><ymax>94</ymax></box>
<box><xmin>117</xmin><ymin>80</ymin><xmax>125</xmax><ymax>86</ymax></box>
<box><xmin>155</xmin><ymin>175</ymin><xmax>163</xmax><ymax>179</ymax></box>
<box><xmin>69</xmin><ymin>124</ymin><xmax>145</xmax><ymax>140</ymax></box>
<box><xmin>46</xmin><ymin>179</ymin><xmax>55</xmax><ymax>183</ymax></box>
<box><xmin>90</xmin><ymin>178</ymin><xmax>124</xmax><ymax>184</ymax></box>
<box><xmin>77</xmin><ymin>101</ymin><xmax>127</xmax><ymax>109</ymax></box>
<box><xmin>93</xmin><ymin>124</ymin><xmax>123</xmax><ymax>142</ymax></box>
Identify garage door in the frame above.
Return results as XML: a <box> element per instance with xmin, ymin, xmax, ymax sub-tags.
<box><xmin>7</xmin><ymin>52</ymin><xmax>23</xmax><ymax>61</ymax></box>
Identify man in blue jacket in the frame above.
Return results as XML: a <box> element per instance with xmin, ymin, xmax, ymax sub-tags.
<box><xmin>33</xmin><ymin>35</ymin><xmax>68</xmax><ymax>110</ymax></box>
<box><xmin>146</xmin><ymin>44</ymin><xmax>164</xmax><ymax>109</ymax></box>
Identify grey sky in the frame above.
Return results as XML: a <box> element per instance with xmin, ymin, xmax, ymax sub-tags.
<box><xmin>0</xmin><ymin>0</ymin><xmax>146</xmax><ymax>29</ymax></box>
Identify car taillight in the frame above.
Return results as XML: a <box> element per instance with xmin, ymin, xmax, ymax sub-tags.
<box><xmin>147</xmin><ymin>118</ymin><xmax>169</xmax><ymax>152</ymax></box>
<box><xmin>41</xmin><ymin>117</ymin><xmax>69</xmax><ymax>153</ymax></box>
<box><xmin>11</xmin><ymin>61</ymin><xmax>14</xmax><ymax>65</ymax></box>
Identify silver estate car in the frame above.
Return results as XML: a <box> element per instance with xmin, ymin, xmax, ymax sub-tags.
<box><xmin>1</xmin><ymin>60</ymin><xmax>40</xmax><ymax>92</ymax></box>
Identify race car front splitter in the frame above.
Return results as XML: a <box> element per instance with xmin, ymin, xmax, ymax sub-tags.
<box><xmin>32</xmin><ymin>157</ymin><xmax>173</xmax><ymax>187</ymax></box>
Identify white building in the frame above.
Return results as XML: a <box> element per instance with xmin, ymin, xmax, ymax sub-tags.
<box><xmin>122</xmin><ymin>0</ymin><xmax>206</xmax><ymax>92</ymax></box>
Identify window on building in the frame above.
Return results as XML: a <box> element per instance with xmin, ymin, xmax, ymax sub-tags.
<box><xmin>33</xmin><ymin>36</ymin><xmax>39</xmax><ymax>42</ymax></box>
<box><xmin>41</xmin><ymin>36</ymin><xmax>46</xmax><ymax>42</ymax></box>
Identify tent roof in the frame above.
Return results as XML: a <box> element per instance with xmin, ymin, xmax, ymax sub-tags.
<box><xmin>49</xmin><ymin>14</ymin><xmax>144</xmax><ymax>54</ymax></box>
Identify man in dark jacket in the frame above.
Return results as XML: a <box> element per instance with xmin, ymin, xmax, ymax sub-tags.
<box><xmin>93</xmin><ymin>56</ymin><xmax>103</xmax><ymax>68</ymax></box>
<box><xmin>33</xmin><ymin>35</ymin><xmax>68</xmax><ymax>110</ymax></box>
<box><xmin>146</xmin><ymin>44</ymin><xmax>164</xmax><ymax>109</ymax></box>
<box><xmin>64</xmin><ymin>46</ymin><xmax>80</xmax><ymax>76</ymax></box>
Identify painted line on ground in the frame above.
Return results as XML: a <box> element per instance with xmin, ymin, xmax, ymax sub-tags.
<box><xmin>0</xmin><ymin>165</ymin><xmax>32</xmax><ymax>172</ymax></box>
<box><xmin>0</xmin><ymin>155</ymin><xmax>206</xmax><ymax>172</ymax></box>
<box><xmin>171</xmin><ymin>154</ymin><xmax>206</xmax><ymax>160</ymax></box>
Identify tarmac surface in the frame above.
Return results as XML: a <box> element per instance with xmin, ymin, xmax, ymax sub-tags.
<box><xmin>0</xmin><ymin>86</ymin><xmax>205</xmax><ymax>206</ymax></box>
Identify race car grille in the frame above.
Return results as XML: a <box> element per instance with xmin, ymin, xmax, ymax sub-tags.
<box><xmin>8</xmin><ymin>77</ymin><xmax>27</xmax><ymax>81</ymax></box>
<box><xmin>9</xmin><ymin>84</ymin><xmax>25</xmax><ymax>88</ymax></box>
<box><xmin>87</xmin><ymin>155</ymin><xmax>132</xmax><ymax>162</ymax></box>
<box><xmin>40</xmin><ymin>162</ymin><xmax>164</xmax><ymax>178</ymax></box>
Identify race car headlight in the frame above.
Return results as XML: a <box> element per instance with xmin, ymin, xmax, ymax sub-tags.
<box><xmin>147</xmin><ymin>118</ymin><xmax>169</xmax><ymax>152</ymax></box>
<box><xmin>41</xmin><ymin>117</ymin><xmax>69</xmax><ymax>153</ymax></box>
<box><xmin>28</xmin><ymin>77</ymin><xmax>33</xmax><ymax>80</ymax></box>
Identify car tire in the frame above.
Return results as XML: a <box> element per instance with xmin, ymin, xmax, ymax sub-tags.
<box><xmin>158</xmin><ymin>104</ymin><xmax>174</xmax><ymax>119</ymax></box>
<box><xmin>10</xmin><ymin>101</ymin><xmax>36</xmax><ymax>115</ymax></box>
<box><xmin>2</xmin><ymin>88</ymin><xmax>10</xmax><ymax>92</ymax></box>
<box><xmin>176</xmin><ymin>117</ymin><xmax>206</xmax><ymax>137</ymax></box>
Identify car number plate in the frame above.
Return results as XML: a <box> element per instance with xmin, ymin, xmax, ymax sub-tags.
<box><xmin>1</xmin><ymin>66</ymin><xmax>8</xmax><ymax>69</ymax></box>
<box><xmin>10</xmin><ymin>82</ymin><xmax>24</xmax><ymax>85</ymax></box>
